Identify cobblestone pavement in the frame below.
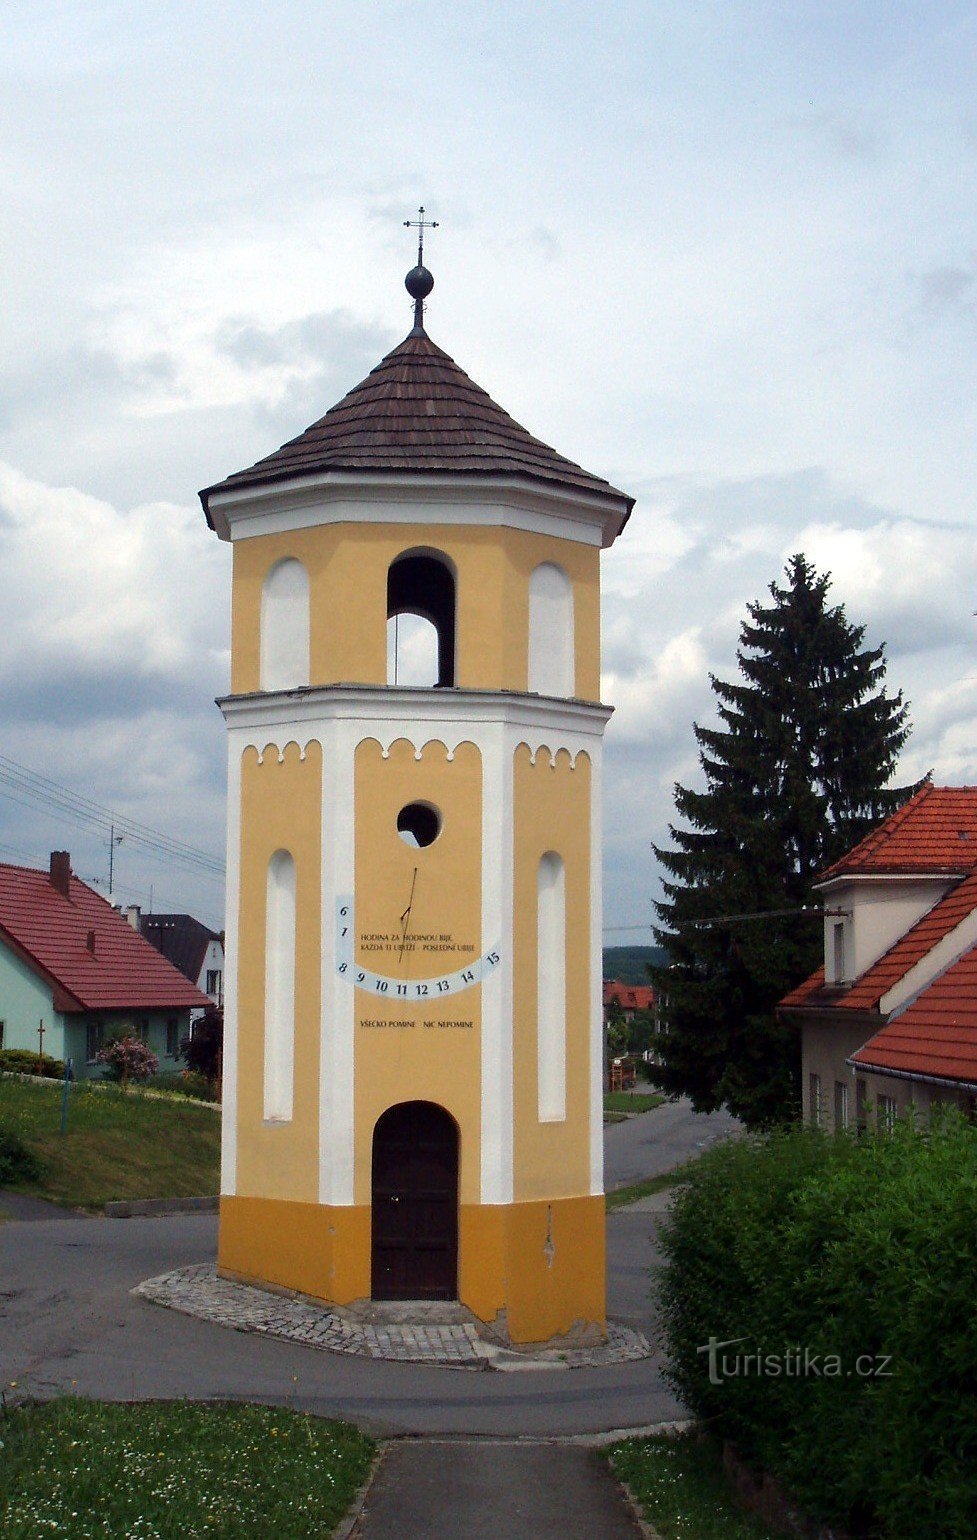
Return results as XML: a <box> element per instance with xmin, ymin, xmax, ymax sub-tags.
<box><xmin>134</xmin><ymin>1264</ymin><xmax>652</xmax><ymax>1371</ymax></box>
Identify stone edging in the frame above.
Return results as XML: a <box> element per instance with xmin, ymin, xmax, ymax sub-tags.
<box><xmin>133</xmin><ymin>1263</ymin><xmax>654</xmax><ymax>1371</ymax></box>
<box><xmin>106</xmin><ymin>1196</ymin><xmax>219</xmax><ymax>1218</ymax></box>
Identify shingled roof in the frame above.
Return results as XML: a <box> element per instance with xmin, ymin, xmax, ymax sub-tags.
<box><xmin>0</xmin><ymin>860</ymin><xmax>208</xmax><ymax>1013</ymax></box>
<box><xmin>200</xmin><ymin>330</ymin><xmax>634</xmax><ymax>524</ymax></box>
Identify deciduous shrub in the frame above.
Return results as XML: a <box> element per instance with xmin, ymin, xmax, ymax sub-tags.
<box><xmin>0</xmin><ymin>1124</ymin><xmax>41</xmax><ymax>1184</ymax></box>
<box><xmin>0</xmin><ymin>1048</ymin><xmax>66</xmax><ymax>1080</ymax></box>
<box><xmin>658</xmin><ymin>1116</ymin><xmax>977</xmax><ymax>1539</ymax></box>
<box><xmin>95</xmin><ymin>1035</ymin><xmax>159</xmax><ymax>1084</ymax></box>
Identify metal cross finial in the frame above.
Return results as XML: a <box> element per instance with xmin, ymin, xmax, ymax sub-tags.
<box><xmin>404</xmin><ymin>205</ymin><xmax>439</xmax><ymax>267</ymax></box>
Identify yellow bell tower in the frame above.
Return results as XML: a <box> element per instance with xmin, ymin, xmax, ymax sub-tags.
<box><xmin>201</xmin><ymin>238</ymin><xmax>634</xmax><ymax>1346</ymax></box>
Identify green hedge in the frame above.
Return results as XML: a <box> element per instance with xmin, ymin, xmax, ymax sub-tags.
<box><xmin>0</xmin><ymin>1049</ymin><xmax>66</xmax><ymax>1080</ymax></box>
<box><xmin>0</xmin><ymin>1125</ymin><xmax>41</xmax><ymax>1184</ymax></box>
<box><xmin>658</xmin><ymin>1116</ymin><xmax>977</xmax><ymax>1539</ymax></box>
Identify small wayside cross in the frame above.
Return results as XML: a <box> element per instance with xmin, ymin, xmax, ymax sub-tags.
<box><xmin>37</xmin><ymin>1017</ymin><xmax>45</xmax><ymax>1074</ymax></box>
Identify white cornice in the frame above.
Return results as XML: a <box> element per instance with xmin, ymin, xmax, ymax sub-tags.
<box><xmin>207</xmin><ymin>470</ymin><xmax>629</xmax><ymax>549</ymax></box>
<box><xmin>219</xmin><ymin>683</ymin><xmax>612</xmax><ymax>742</ymax></box>
<box><xmin>815</xmin><ymin>872</ymin><xmax>964</xmax><ymax>892</ymax></box>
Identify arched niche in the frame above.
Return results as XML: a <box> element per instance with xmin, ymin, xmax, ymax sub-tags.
<box><xmin>528</xmin><ymin>562</ymin><xmax>574</xmax><ymax>697</ymax></box>
<box><xmin>264</xmin><ymin>847</ymin><xmax>296</xmax><ymax>1123</ymax></box>
<box><xmin>387</xmin><ymin>549</ymin><xmax>456</xmax><ymax>687</ymax></box>
<box><xmin>537</xmin><ymin>850</ymin><xmax>567</xmax><ymax>1123</ymax></box>
<box><xmin>260</xmin><ymin>558</ymin><xmax>310</xmax><ymax>691</ymax></box>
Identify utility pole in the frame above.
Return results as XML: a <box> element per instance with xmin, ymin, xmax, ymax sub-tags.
<box><xmin>108</xmin><ymin>823</ymin><xmax>123</xmax><ymax>896</ymax></box>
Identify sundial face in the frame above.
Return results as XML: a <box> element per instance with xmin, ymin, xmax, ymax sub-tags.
<box><xmin>335</xmin><ymin>896</ymin><xmax>500</xmax><ymax>999</ymax></box>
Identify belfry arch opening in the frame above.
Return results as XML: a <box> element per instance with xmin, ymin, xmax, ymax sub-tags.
<box><xmin>387</xmin><ymin>550</ymin><xmax>456</xmax><ymax>687</ymax></box>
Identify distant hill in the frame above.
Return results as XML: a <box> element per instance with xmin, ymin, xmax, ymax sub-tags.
<box><xmin>602</xmin><ymin>945</ymin><xmax>667</xmax><ymax>985</ymax></box>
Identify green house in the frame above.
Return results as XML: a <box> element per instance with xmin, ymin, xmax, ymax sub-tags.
<box><xmin>0</xmin><ymin>852</ymin><xmax>209</xmax><ymax>1078</ymax></box>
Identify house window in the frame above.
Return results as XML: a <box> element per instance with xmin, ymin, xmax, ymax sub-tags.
<box><xmin>855</xmin><ymin>1077</ymin><xmax>868</xmax><ymax>1131</ymax></box>
<box><xmin>877</xmin><ymin>1094</ymin><xmax>897</xmax><ymax>1131</ymax></box>
<box><xmin>0</xmin><ymin>1020</ymin><xmax>4</xmax><ymax>1050</ymax></box>
<box><xmin>206</xmin><ymin>969</ymin><xmax>221</xmax><ymax>998</ymax></box>
<box><xmin>136</xmin><ymin>1019</ymin><xmax>150</xmax><ymax>1044</ymax></box>
<box><xmin>166</xmin><ymin>1019</ymin><xmax>179</xmax><ymax>1058</ymax></box>
<box><xmin>809</xmin><ymin>1071</ymin><xmax>822</xmax><ymax>1125</ymax></box>
<box><xmin>832</xmin><ymin>922</ymin><xmax>845</xmax><ymax>983</ymax></box>
<box><xmin>834</xmin><ymin>1080</ymin><xmax>849</xmax><ymax>1130</ymax></box>
<box><xmin>86</xmin><ymin>1021</ymin><xmax>104</xmax><ymax>1063</ymax></box>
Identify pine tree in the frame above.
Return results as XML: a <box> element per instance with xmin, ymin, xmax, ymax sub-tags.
<box><xmin>650</xmin><ymin>554</ymin><xmax>911</xmax><ymax>1127</ymax></box>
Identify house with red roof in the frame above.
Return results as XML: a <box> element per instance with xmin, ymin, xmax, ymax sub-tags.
<box><xmin>0</xmin><ymin>852</ymin><xmax>209</xmax><ymax>1078</ymax></box>
<box><xmin>602</xmin><ymin>980</ymin><xmax>655</xmax><ymax>1023</ymax></box>
<box><xmin>779</xmin><ymin>785</ymin><xmax>977</xmax><ymax>1130</ymax></box>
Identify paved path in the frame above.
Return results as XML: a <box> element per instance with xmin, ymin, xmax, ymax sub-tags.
<box><xmin>0</xmin><ymin>1097</ymin><xmax>735</xmax><ymax>1438</ymax></box>
<box><xmin>356</xmin><ymin>1441</ymin><xmax>642</xmax><ymax>1538</ymax></box>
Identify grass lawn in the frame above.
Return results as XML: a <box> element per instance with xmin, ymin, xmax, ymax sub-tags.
<box><xmin>0</xmin><ymin>1076</ymin><xmax>220</xmax><ymax>1211</ymax></box>
<box><xmin>0</xmin><ymin>1399</ymin><xmax>374</xmax><ymax>1540</ymax></box>
<box><xmin>606</xmin><ymin>1431</ymin><xmax>778</xmax><ymax>1539</ymax></box>
<box><xmin>602</xmin><ymin>1091</ymin><xmax>665</xmax><ymax>1115</ymax></box>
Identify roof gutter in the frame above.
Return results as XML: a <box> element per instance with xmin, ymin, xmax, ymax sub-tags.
<box><xmin>845</xmin><ymin>1058</ymin><xmax>977</xmax><ymax>1096</ymax></box>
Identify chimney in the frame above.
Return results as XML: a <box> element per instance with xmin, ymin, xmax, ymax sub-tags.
<box><xmin>124</xmin><ymin>904</ymin><xmax>141</xmax><ymax>932</ymax></box>
<box><xmin>86</xmin><ymin>930</ymin><xmax>96</xmax><ymax>954</ymax></box>
<box><xmin>50</xmin><ymin>851</ymin><xmax>71</xmax><ymax>899</ymax></box>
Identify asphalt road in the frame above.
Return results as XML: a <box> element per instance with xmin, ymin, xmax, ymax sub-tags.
<box><xmin>0</xmin><ymin>1097</ymin><xmax>739</xmax><ymax>1438</ymax></box>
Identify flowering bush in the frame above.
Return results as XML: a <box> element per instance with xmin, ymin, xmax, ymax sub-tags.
<box><xmin>95</xmin><ymin>1035</ymin><xmax>159</xmax><ymax>1084</ymax></box>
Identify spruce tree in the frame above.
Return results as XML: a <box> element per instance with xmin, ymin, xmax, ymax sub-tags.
<box><xmin>650</xmin><ymin>554</ymin><xmax>911</xmax><ymax>1127</ymax></box>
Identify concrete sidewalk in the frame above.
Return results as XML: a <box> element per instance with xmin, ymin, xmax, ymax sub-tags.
<box><xmin>354</xmin><ymin>1441</ymin><xmax>643</xmax><ymax>1538</ymax></box>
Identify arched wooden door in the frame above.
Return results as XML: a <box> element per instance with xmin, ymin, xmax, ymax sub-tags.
<box><xmin>371</xmin><ymin>1101</ymin><xmax>458</xmax><ymax>1301</ymax></box>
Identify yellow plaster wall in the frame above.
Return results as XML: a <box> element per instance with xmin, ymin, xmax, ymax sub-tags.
<box><xmin>219</xmin><ymin>1193</ymin><xmax>605</xmax><ymax>1341</ymax></box>
<box><xmin>231</xmin><ymin>523</ymin><xmax>601</xmax><ymax>699</ymax></box>
<box><xmin>235</xmin><ymin>740</ymin><xmax>322</xmax><ymax>1202</ymax></box>
<box><xmin>512</xmin><ymin>745</ymin><xmax>592</xmax><ymax>1202</ymax></box>
<box><xmin>351</xmin><ymin>737</ymin><xmax>483</xmax><ymax>1206</ymax></box>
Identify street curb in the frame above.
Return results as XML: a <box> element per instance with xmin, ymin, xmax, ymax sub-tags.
<box><xmin>105</xmin><ymin>1196</ymin><xmax>218</xmax><ymax>1218</ymax></box>
<box><xmin>336</xmin><ymin>1447</ymin><xmax>385</xmax><ymax>1539</ymax></box>
<box><xmin>617</xmin><ymin>1476</ymin><xmax>664</xmax><ymax>1539</ymax></box>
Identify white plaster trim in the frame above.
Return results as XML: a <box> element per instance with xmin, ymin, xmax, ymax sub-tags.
<box><xmin>881</xmin><ymin>902</ymin><xmax>977</xmax><ymax>1017</ymax></box>
<box><xmin>208</xmin><ymin>470</ymin><xmax>629</xmax><ymax>549</ymax></box>
<box><xmin>816</xmin><ymin>872</ymin><xmax>966</xmax><ymax>892</ymax></box>
<box><xmin>220</xmin><ymin>742</ymin><xmax>242</xmax><ymax>1196</ymax></box>
<box><xmin>480</xmin><ymin>724</ymin><xmax>514</xmax><ymax>1203</ymax></box>
<box><xmin>219</xmin><ymin>685</ymin><xmax>611</xmax><ymax>755</ymax></box>
<box><xmin>589</xmin><ymin>742</ymin><xmax>604</xmax><ymax>1195</ymax></box>
<box><xmin>319</xmin><ymin>721</ymin><xmax>357</xmax><ymax>1205</ymax></box>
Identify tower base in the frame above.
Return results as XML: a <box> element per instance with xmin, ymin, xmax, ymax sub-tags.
<box><xmin>218</xmin><ymin>1192</ymin><xmax>606</xmax><ymax>1347</ymax></box>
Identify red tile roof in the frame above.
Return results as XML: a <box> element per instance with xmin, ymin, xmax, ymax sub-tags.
<box><xmin>851</xmin><ymin>942</ymin><xmax>977</xmax><ymax>1087</ymax></box>
<box><xmin>819</xmin><ymin>784</ymin><xmax>977</xmax><ymax>882</ymax></box>
<box><xmin>604</xmin><ymin>980</ymin><xmax>655</xmax><ymax>1012</ymax></box>
<box><xmin>780</xmin><ymin>869</ymin><xmax>977</xmax><ymax>1014</ymax></box>
<box><xmin>200</xmin><ymin>329</ymin><xmax>634</xmax><ymax>523</ymax></box>
<box><xmin>0</xmin><ymin>862</ymin><xmax>209</xmax><ymax>1013</ymax></box>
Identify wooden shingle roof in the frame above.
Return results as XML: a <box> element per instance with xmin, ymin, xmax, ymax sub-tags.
<box><xmin>200</xmin><ymin>330</ymin><xmax>634</xmax><ymax>524</ymax></box>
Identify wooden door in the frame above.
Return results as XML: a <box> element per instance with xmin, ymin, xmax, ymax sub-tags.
<box><xmin>371</xmin><ymin>1101</ymin><xmax>458</xmax><ymax>1301</ymax></box>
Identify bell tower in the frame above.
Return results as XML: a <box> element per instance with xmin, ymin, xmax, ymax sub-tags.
<box><xmin>201</xmin><ymin>231</ymin><xmax>634</xmax><ymax>1345</ymax></box>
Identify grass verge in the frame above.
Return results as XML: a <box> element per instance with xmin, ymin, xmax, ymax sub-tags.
<box><xmin>605</xmin><ymin>1431</ymin><xmax>778</xmax><ymax>1539</ymax></box>
<box><xmin>603</xmin><ymin>1092</ymin><xmax>666</xmax><ymax>1115</ymax></box>
<box><xmin>0</xmin><ymin>1398</ymin><xmax>374</xmax><ymax>1540</ymax></box>
<box><xmin>0</xmin><ymin>1076</ymin><xmax>220</xmax><ymax>1210</ymax></box>
<box><xmin>605</xmin><ymin>1163</ymin><xmax>692</xmax><ymax>1212</ymax></box>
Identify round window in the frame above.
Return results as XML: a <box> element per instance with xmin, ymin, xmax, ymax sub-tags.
<box><xmin>397</xmin><ymin>802</ymin><xmax>442</xmax><ymax>848</ymax></box>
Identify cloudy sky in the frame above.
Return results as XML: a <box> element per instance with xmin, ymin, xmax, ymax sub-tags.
<box><xmin>1</xmin><ymin>2</ymin><xmax>976</xmax><ymax>937</ymax></box>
